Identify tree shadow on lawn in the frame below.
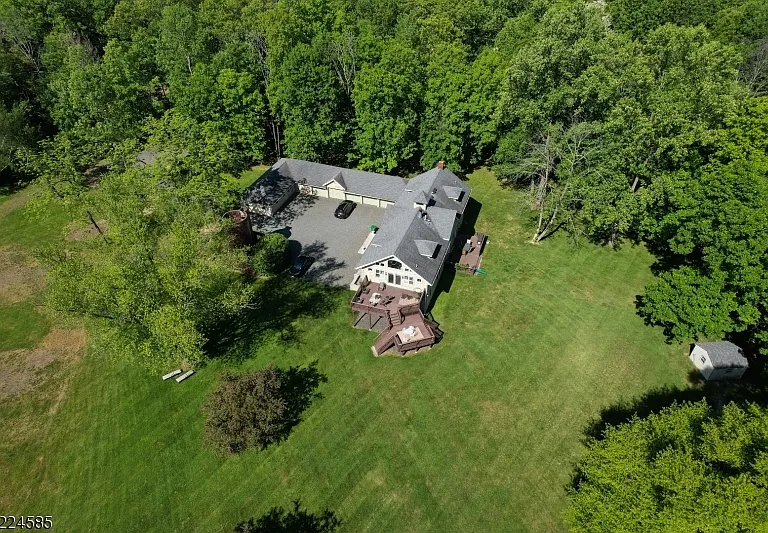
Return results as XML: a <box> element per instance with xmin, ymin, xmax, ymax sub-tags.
<box><xmin>583</xmin><ymin>343</ymin><xmax>768</xmax><ymax>442</ymax></box>
<box><xmin>234</xmin><ymin>499</ymin><xmax>341</xmax><ymax>533</ymax></box>
<box><xmin>203</xmin><ymin>274</ymin><xmax>344</xmax><ymax>363</ymax></box>
<box><xmin>281</xmin><ymin>361</ymin><xmax>328</xmax><ymax>432</ymax></box>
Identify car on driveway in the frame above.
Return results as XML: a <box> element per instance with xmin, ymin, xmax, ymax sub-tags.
<box><xmin>334</xmin><ymin>200</ymin><xmax>356</xmax><ymax>219</ymax></box>
<box><xmin>289</xmin><ymin>255</ymin><xmax>314</xmax><ymax>277</ymax></box>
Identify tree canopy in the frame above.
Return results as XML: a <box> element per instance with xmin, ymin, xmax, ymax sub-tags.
<box><xmin>566</xmin><ymin>401</ymin><xmax>768</xmax><ymax>532</ymax></box>
<box><xmin>2</xmin><ymin>0</ymin><xmax>767</xmax><ymax>358</ymax></box>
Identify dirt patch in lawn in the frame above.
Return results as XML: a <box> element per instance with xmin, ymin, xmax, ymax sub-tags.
<box><xmin>0</xmin><ymin>328</ymin><xmax>87</xmax><ymax>400</ymax></box>
<box><xmin>66</xmin><ymin>219</ymin><xmax>108</xmax><ymax>240</ymax></box>
<box><xmin>0</xmin><ymin>246</ymin><xmax>46</xmax><ymax>305</ymax></box>
<box><xmin>0</xmin><ymin>193</ymin><xmax>29</xmax><ymax>219</ymax></box>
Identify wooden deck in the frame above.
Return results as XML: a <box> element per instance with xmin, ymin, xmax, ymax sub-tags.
<box><xmin>350</xmin><ymin>282</ymin><xmax>422</xmax><ymax>316</ymax></box>
<box><xmin>457</xmin><ymin>233</ymin><xmax>487</xmax><ymax>274</ymax></box>
<box><xmin>351</xmin><ymin>280</ymin><xmax>438</xmax><ymax>356</ymax></box>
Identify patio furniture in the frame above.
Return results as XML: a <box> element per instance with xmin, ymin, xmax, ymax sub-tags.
<box><xmin>369</xmin><ymin>293</ymin><xmax>381</xmax><ymax>305</ymax></box>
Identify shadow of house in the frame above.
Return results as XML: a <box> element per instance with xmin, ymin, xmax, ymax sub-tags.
<box><xmin>459</xmin><ymin>197</ymin><xmax>482</xmax><ymax>236</ymax></box>
<box><xmin>426</xmin><ymin>264</ymin><xmax>456</xmax><ymax>313</ymax></box>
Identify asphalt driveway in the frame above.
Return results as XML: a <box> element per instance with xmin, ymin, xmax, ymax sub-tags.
<box><xmin>255</xmin><ymin>196</ymin><xmax>385</xmax><ymax>287</ymax></box>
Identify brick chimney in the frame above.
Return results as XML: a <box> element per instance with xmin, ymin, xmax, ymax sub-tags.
<box><xmin>437</xmin><ymin>161</ymin><xmax>445</xmax><ymax>170</ymax></box>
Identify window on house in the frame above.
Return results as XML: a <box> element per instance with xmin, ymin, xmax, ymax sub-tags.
<box><xmin>375</xmin><ymin>269</ymin><xmax>383</xmax><ymax>278</ymax></box>
<box><xmin>724</xmin><ymin>368</ymin><xmax>734</xmax><ymax>373</ymax></box>
<box><xmin>388</xmin><ymin>259</ymin><xmax>402</xmax><ymax>270</ymax></box>
<box><xmin>700</xmin><ymin>356</ymin><xmax>707</xmax><ymax>364</ymax></box>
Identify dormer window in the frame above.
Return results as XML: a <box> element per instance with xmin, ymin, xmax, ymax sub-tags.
<box><xmin>415</xmin><ymin>240</ymin><xmax>439</xmax><ymax>258</ymax></box>
<box><xmin>444</xmin><ymin>186</ymin><xmax>464</xmax><ymax>201</ymax></box>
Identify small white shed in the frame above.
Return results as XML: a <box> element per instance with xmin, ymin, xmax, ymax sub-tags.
<box><xmin>689</xmin><ymin>341</ymin><xmax>748</xmax><ymax>381</ymax></box>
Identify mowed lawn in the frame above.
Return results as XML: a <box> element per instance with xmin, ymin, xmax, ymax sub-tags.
<box><xmin>2</xmin><ymin>170</ymin><xmax>691</xmax><ymax>532</ymax></box>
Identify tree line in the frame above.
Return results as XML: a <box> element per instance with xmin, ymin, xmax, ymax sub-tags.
<box><xmin>1</xmin><ymin>0</ymin><xmax>767</xmax><ymax>357</ymax></box>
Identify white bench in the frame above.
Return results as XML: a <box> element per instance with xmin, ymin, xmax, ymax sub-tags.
<box><xmin>175</xmin><ymin>370</ymin><xmax>195</xmax><ymax>383</ymax></box>
<box><xmin>162</xmin><ymin>369</ymin><xmax>182</xmax><ymax>381</ymax></box>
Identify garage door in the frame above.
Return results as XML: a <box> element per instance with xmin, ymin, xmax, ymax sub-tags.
<box><xmin>328</xmin><ymin>188</ymin><xmax>345</xmax><ymax>200</ymax></box>
<box><xmin>345</xmin><ymin>194</ymin><xmax>362</xmax><ymax>203</ymax></box>
<box><xmin>310</xmin><ymin>187</ymin><xmax>329</xmax><ymax>198</ymax></box>
<box><xmin>361</xmin><ymin>196</ymin><xmax>379</xmax><ymax>206</ymax></box>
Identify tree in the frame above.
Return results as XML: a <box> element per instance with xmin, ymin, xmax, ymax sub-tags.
<box><xmin>566</xmin><ymin>401</ymin><xmax>768</xmax><ymax>532</ymax></box>
<box><xmin>234</xmin><ymin>500</ymin><xmax>340</xmax><ymax>533</ymax></box>
<box><xmin>250</xmin><ymin>232</ymin><xmax>288</xmax><ymax>275</ymax></box>
<box><xmin>38</xmin><ymin>163</ymin><xmax>257</xmax><ymax>371</ymax></box>
<box><xmin>353</xmin><ymin>39</ymin><xmax>423</xmax><ymax>173</ymax></box>
<box><xmin>638</xmin><ymin>97</ymin><xmax>768</xmax><ymax>353</ymax></box>
<box><xmin>419</xmin><ymin>42</ymin><xmax>469</xmax><ymax>171</ymax></box>
<box><xmin>173</xmin><ymin>65</ymin><xmax>268</xmax><ymax>162</ymax></box>
<box><xmin>0</xmin><ymin>102</ymin><xmax>34</xmax><ymax>176</ymax></box>
<box><xmin>270</xmin><ymin>39</ymin><xmax>352</xmax><ymax>164</ymax></box>
<box><xmin>202</xmin><ymin>363</ymin><xmax>326</xmax><ymax>454</ymax></box>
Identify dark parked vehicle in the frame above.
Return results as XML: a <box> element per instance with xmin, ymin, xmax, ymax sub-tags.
<box><xmin>334</xmin><ymin>200</ymin><xmax>356</xmax><ymax>219</ymax></box>
<box><xmin>289</xmin><ymin>255</ymin><xmax>314</xmax><ymax>277</ymax></box>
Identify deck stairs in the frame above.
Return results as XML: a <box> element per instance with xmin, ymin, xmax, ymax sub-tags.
<box><xmin>372</xmin><ymin>327</ymin><xmax>398</xmax><ymax>356</ymax></box>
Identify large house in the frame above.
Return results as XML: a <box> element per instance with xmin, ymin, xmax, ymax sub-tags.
<box><xmin>351</xmin><ymin>164</ymin><xmax>470</xmax><ymax>309</ymax></box>
<box><xmin>245</xmin><ymin>158</ymin><xmax>470</xmax><ymax>308</ymax></box>
<box><xmin>244</xmin><ymin>158</ymin><xmax>472</xmax><ymax>355</ymax></box>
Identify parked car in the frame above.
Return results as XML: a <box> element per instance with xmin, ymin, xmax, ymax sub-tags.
<box><xmin>334</xmin><ymin>200</ymin><xmax>356</xmax><ymax>219</ymax></box>
<box><xmin>289</xmin><ymin>255</ymin><xmax>314</xmax><ymax>277</ymax></box>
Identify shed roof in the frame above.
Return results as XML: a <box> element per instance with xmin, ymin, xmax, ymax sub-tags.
<box><xmin>695</xmin><ymin>341</ymin><xmax>748</xmax><ymax>368</ymax></box>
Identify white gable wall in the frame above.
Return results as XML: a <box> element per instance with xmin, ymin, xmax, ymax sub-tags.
<box><xmin>690</xmin><ymin>345</ymin><xmax>714</xmax><ymax>380</ymax></box>
<box><xmin>359</xmin><ymin>256</ymin><xmax>429</xmax><ymax>292</ymax></box>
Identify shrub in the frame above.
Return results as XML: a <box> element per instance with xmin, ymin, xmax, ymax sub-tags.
<box><xmin>202</xmin><ymin>363</ymin><xmax>326</xmax><ymax>454</ymax></box>
<box><xmin>250</xmin><ymin>233</ymin><xmax>288</xmax><ymax>275</ymax></box>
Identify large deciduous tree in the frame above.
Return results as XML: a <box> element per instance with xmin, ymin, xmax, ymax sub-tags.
<box><xmin>353</xmin><ymin>39</ymin><xmax>423</xmax><ymax>173</ymax></box>
<box><xmin>566</xmin><ymin>401</ymin><xmax>768</xmax><ymax>532</ymax></box>
<box><xmin>39</xmin><ymin>163</ymin><xmax>256</xmax><ymax>370</ymax></box>
<box><xmin>639</xmin><ymin>98</ymin><xmax>768</xmax><ymax>353</ymax></box>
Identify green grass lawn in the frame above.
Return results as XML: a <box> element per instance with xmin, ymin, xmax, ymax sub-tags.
<box><xmin>2</xmin><ymin>170</ymin><xmax>692</xmax><ymax>532</ymax></box>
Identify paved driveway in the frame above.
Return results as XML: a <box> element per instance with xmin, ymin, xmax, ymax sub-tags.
<box><xmin>254</xmin><ymin>196</ymin><xmax>385</xmax><ymax>287</ymax></box>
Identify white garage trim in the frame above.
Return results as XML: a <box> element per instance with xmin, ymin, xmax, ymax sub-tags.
<box><xmin>345</xmin><ymin>194</ymin><xmax>363</xmax><ymax>203</ymax></box>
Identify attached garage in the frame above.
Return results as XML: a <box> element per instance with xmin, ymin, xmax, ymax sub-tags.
<box><xmin>344</xmin><ymin>194</ymin><xmax>363</xmax><ymax>203</ymax></box>
<box><xmin>243</xmin><ymin>170</ymin><xmax>298</xmax><ymax>217</ymax></box>
<box><xmin>247</xmin><ymin>158</ymin><xmax>406</xmax><ymax>215</ymax></box>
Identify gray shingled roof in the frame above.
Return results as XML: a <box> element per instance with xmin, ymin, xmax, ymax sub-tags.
<box><xmin>695</xmin><ymin>341</ymin><xmax>748</xmax><ymax>368</ymax></box>
<box><xmin>357</xmin><ymin>206</ymin><xmax>450</xmax><ymax>285</ymax></box>
<box><xmin>243</xmin><ymin>165</ymin><xmax>296</xmax><ymax>207</ymax></box>
<box><xmin>443</xmin><ymin>185</ymin><xmax>463</xmax><ymax>200</ymax></box>
<box><xmin>279</xmin><ymin>158</ymin><xmax>406</xmax><ymax>202</ymax></box>
<box><xmin>396</xmin><ymin>167</ymin><xmax>471</xmax><ymax>214</ymax></box>
<box><xmin>324</xmin><ymin>171</ymin><xmax>346</xmax><ymax>189</ymax></box>
<box><xmin>415</xmin><ymin>239</ymin><xmax>439</xmax><ymax>257</ymax></box>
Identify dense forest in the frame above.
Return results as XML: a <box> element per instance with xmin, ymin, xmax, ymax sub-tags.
<box><xmin>1</xmin><ymin>0</ymin><xmax>767</xmax><ymax>363</ymax></box>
